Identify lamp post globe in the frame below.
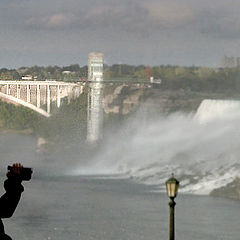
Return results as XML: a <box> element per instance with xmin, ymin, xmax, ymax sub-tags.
<box><xmin>166</xmin><ymin>174</ymin><xmax>179</xmax><ymax>240</ymax></box>
<box><xmin>166</xmin><ymin>174</ymin><xmax>179</xmax><ymax>199</ymax></box>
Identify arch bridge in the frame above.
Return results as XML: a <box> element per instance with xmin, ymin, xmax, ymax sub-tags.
<box><xmin>0</xmin><ymin>80</ymin><xmax>85</xmax><ymax>117</ymax></box>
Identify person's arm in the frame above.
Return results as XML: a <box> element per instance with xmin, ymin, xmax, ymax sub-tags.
<box><xmin>0</xmin><ymin>164</ymin><xmax>24</xmax><ymax>218</ymax></box>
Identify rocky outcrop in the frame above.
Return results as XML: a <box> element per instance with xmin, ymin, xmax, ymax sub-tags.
<box><xmin>103</xmin><ymin>85</ymin><xmax>143</xmax><ymax>115</ymax></box>
<box><xmin>103</xmin><ymin>86</ymin><xmax>231</xmax><ymax>116</ymax></box>
<box><xmin>103</xmin><ymin>85</ymin><xmax>127</xmax><ymax>114</ymax></box>
<box><xmin>37</xmin><ymin>137</ymin><xmax>48</xmax><ymax>151</ymax></box>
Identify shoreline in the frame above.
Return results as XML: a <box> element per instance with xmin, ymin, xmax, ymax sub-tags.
<box><xmin>0</xmin><ymin>128</ymin><xmax>33</xmax><ymax>135</ymax></box>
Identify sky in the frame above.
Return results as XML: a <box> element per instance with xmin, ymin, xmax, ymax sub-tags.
<box><xmin>1</xmin><ymin>0</ymin><xmax>240</xmax><ymax>68</ymax></box>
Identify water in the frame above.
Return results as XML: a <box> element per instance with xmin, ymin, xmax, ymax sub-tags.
<box><xmin>195</xmin><ymin>99</ymin><xmax>240</xmax><ymax>124</ymax></box>
<box><xmin>1</xmin><ymin>99</ymin><xmax>240</xmax><ymax>239</ymax></box>
<box><xmin>0</xmin><ymin>133</ymin><xmax>239</xmax><ymax>239</ymax></box>
<box><xmin>2</xmin><ymin>175</ymin><xmax>240</xmax><ymax>240</ymax></box>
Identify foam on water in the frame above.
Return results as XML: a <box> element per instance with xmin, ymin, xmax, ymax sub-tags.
<box><xmin>72</xmin><ymin>99</ymin><xmax>240</xmax><ymax>195</ymax></box>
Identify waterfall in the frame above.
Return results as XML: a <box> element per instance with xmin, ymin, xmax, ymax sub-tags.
<box><xmin>195</xmin><ymin>99</ymin><xmax>240</xmax><ymax>124</ymax></box>
<box><xmin>72</xmin><ymin>99</ymin><xmax>240</xmax><ymax>195</ymax></box>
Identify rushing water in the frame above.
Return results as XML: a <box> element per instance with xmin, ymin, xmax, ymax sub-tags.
<box><xmin>72</xmin><ymin>99</ymin><xmax>240</xmax><ymax>195</ymax></box>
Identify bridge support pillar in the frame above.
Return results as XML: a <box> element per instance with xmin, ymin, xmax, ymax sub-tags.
<box><xmin>37</xmin><ymin>85</ymin><xmax>41</xmax><ymax>108</ymax></box>
<box><xmin>17</xmin><ymin>84</ymin><xmax>20</xmax><ymax>99</ymax></box>
<box><xmin>47</xmin><ymin>85</ymin><xmax>51</xmax><ymax>114</ymax></box>
<box><xmin>6</xmin><ymin>84</ymin><xmax>9</xmax><ymax>95</ymax></box>
<box><xmin>57</xmin><ymin>85</ymin><xmax>61</xmax><ymax>108</ymax></box>
<box><xmin>27</xmin><ymin>85</ymin><xmax>31</xmax><ymax>103</ymax></box>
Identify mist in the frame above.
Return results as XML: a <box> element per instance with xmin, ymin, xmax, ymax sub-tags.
<box><xmin>69</xmin><ymin>99</ymin><xmax>240</xmax><ymax>195</ymax></box>
<box><xmin>1</xmin><ymin>99</ymin><xmax>240</xmax><ymax>195</ymax></box>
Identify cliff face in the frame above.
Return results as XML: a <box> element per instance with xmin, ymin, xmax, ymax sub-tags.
<box><xmin>103</xmin><ymin>86</ymin><xmax>220</xmax><ymax>116</ymax></box>
<box><xmin>103</xmin><ymin>85</ymin><xmax>144</xmax><ymax>115</ymax></box>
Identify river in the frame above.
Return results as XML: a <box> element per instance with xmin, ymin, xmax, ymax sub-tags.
<box><xmin>0</xmin><ymin>133</ymin><xmax>239</xmax><ymax>240</ymax></box>
<box><xmin>2</xmin><ymin>175</ymin><xmax>240</xmax><ymax>240</ymax></box>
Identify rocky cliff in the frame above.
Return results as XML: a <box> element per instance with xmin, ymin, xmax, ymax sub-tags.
<box><xmin>103</xmin><ymin>86</ymin><xmax>225</xmax><ymax>116</ymax></box>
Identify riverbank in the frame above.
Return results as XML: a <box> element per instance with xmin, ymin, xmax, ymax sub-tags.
<box><xmin>0</xmin><ymin>128</ymin><xmax>33</xmax><ymax>134</ymax></box>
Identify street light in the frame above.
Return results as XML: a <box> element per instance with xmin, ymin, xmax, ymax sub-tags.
<box><xmin>166</xmin><ymin>174</ymin><xmax>180</xmax><ymax>240</ymax></box>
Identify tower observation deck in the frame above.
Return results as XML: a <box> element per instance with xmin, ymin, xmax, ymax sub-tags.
<box><xmin>88</xmin><ymin>52</ymin><xmax>104</xmax><ymax>82</ymax></box>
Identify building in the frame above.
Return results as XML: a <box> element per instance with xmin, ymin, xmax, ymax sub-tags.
<box><xmin>21</xmin><ymin>75</ymin><xmax>33</xmax><ymax>80</ymax></box>
<box><xmin>21</xmin><ymin>75</ymin><xmax>38</xmax><ymax>81</ymax></box>
<box><xmin>87</xmin><ymin>53</ymin><xmax>104</xmax><ymax>142</ymax></box>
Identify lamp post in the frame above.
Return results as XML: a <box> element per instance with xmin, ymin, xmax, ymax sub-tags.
<box><xmin>166</xmin><ymin>174</ymin><xmax>179</xmax><ymax>240</ymax></box>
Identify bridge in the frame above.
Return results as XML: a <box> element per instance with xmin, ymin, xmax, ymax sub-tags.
<box><xmin>79</xmin><ymin>79</ymin><xmax>151</xmax><ymax>85</ymax></box>
<box><xmin>0</xmin><ymin>80</ymin><xmax>85</xmax><ymax>117</ymax></box>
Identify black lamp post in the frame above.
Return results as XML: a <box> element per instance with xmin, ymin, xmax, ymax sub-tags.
<box><xmin>166</xmin><ymin>174</ymin><xmax>179</xmax><ymax>240</ymax></box>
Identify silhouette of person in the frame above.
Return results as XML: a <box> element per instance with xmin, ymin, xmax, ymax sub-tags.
<box><xmin>0</xmin><ymin>163</ymin><xmax>25</xmax><ymax>240</ymax></box>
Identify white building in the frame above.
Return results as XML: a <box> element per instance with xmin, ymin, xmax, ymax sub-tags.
<box><xmin>21</xmin><ymin>75</ymin><xmax>37</xmax><ymax>81</ymax></box>
<box><xmin>87</xmin><ymin>53</ymin><xmax>104</xmax><ymax>143</ymax></box>
<box><xmin>22</xmin><ymin>75</ymin><xmax>33</xmax><ymax>80</ymax></box>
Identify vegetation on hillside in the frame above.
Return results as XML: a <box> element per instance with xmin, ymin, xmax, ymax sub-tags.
<box><xmin>35</xmin><ymin>91</ymin><xmax>88</xmax><ymax>144</ymax></box>
<box><xmin>0</xmin><ymin>90</ymin><xmax>88</xmax><ymax>144</ymax></box>
<box><xmin>0</xmin><ymin>100</ymin><xmax>43</xmax><ymax>130</ymax></box>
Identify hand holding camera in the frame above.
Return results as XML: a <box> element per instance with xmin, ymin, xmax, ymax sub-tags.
<box><xmin>7</xmin><ymin>163</ymin><xmax>32</xmax><ymax>181</ymax></box>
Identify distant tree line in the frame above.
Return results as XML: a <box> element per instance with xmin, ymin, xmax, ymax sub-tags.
<box><xmin>2</xmin><ymin>58</ymin><xmax>240</xmax><ymax>93</ymax></box>
<box><xmin>0</xmin><ymin>64</ymin><xmax>88</xmax><ymax>81</ymax></box>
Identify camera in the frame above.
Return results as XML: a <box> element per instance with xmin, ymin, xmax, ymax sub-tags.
<box><xmin>7</xmin><ymin>166</ymin><xmax>33</xmax><ymax>181</ymax></box>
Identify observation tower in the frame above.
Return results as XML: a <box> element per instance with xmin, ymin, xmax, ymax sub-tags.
<box><xmin>87</xmin><ymin>52</ymin><xmax>104</xmax><ymax>142</ymax></box>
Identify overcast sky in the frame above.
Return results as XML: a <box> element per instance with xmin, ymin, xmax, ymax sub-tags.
<box><xmin>1</xmin><ymin>0</ymin><xmax>240</xmax><ymax>68</ymax></box>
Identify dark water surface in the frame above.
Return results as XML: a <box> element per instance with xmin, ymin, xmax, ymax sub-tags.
<box><xmin>1</xmin><ymin>175</ymin><xmax>239</xmax><ymax>240</ymax></box>
<box><xmin>0</xmin><ymin>133</ymin><xmax>239</xmax><ymax>240</ymax></box>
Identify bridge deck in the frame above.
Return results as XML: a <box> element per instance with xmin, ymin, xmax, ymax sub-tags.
<box><xmin>0</xmin><ymin>80</ymin><xmax>151</xmax><ymax>85</ymax></box>
<box><xmin>0</xmin><ymin>80</ymin><xmax>78</xmax><ymax>86</ymax></box>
